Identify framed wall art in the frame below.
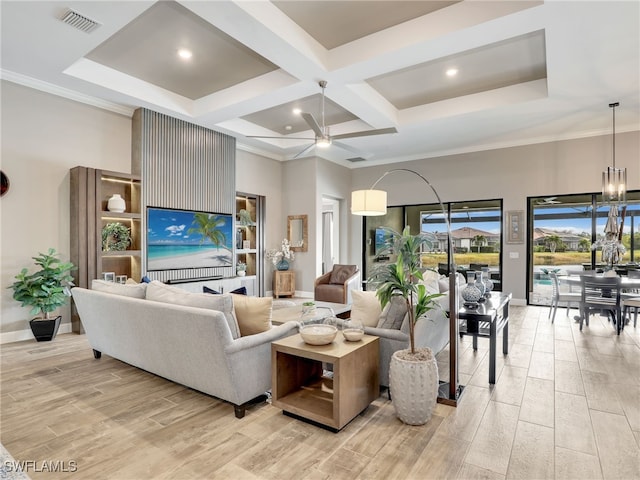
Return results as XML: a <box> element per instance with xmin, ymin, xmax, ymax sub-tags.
<box><xmin>505</xmin><ymin>210</ymin><xmax>525</xmax><ymax>244</ymax></box>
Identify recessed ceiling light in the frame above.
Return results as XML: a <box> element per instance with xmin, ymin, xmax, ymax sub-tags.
<box><xmin>446</xmin><ymin>68</ymin><xmax>458</xmax><ymax>77</ymax></box>
<box><xmin>285</xmin><ymin>125</ymin><xmax>292</xmax><ymax>131</ymax></box>
<box><xmin>292</xmin><ymin>108</ymin><xmax>302</xmax><ymax>115</ymax></box>
<box><xmin>178</xmin><ymin>49</ymin><xmax>192</xmax><ymax>60</ymax></box>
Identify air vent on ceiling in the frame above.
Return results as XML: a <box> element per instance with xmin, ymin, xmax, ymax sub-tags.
<box><xmin>59</xmin><ymin>8</ymin><xmax>101</xmax><ymax>33</ymax></box>
<box><xmin>346</xmin><ymin>157</ymin><xmax>367</xmax><ymax>162</ymax></box>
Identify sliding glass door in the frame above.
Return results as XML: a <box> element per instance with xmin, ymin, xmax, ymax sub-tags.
<box><xmin>361</xmin><ymin>199</ymin><xmax>503</xmax><ymax>291</ymax></box>
<box><xmin>528</xmin><ymin>191</ymin><xmax>640</xmax><ymax>306</ymax></box>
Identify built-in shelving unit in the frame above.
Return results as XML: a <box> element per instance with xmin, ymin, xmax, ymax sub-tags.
<box><xmin>235</xmin><ymin>193</ymin><xmax>265</xmax><ymax>296</ymax></box>
<box><xmin>70</xmin><ymin>167</ymin><xmax>141</xmax><ymax>332</ymax></box>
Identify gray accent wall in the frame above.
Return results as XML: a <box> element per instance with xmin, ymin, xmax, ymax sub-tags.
<box><xmin>132</xmin><ymin>108</ymin><xmax>236</xmax><ymax>283</ymax></box>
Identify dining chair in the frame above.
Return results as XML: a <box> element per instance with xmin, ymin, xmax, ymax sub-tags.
<box><xmin>622</xmin><ymin>297</ymin><xmax>640</xmax><ymax>328</ymax></box>
<box><xmin>621</xmin><ymin>270</ymin><xmax>640</xmax><ymax>327</ymax></box>
<box><xmin>549</xmin><ymin>272</ymin><xmax>581</xmax><ymax>323</ymax></box>
<box><xmin>579</xmin><ymin>276</ymin><xmax>623</xmax><ymax>334</ymax></box>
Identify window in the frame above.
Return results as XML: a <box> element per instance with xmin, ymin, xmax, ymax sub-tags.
<box><xmin>361</xmin><ymin>199</ymin><xmax>503</xmax><ymax>291</ymax></box>
<box><xmin>528</xmin><ymin>191</ymin><xmax>640</xmax><ymax>306</ymax></box>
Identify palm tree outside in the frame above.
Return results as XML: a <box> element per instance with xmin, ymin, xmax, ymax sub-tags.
<box><xmin>545</xmin><ymin>234</ymin><xmax>562</xmax><ymax>253</ymax></box>
<box><xmin>473</xmin><ymin>234</ymin><xmax>486</xmax><ymax>253</ymax></box>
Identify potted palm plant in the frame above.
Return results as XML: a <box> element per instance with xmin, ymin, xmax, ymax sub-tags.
<box><xmin>369</xmin><ymin>226</ymin><xmax>444</xmax><ymax>425</ymax></box>
<box><xmin>9</xmin><ymin>248</ymin><xmax>76</xmax><ymax>341</ymax></box>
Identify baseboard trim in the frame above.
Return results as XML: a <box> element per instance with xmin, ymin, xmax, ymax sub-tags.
<box><xmin>1</xmin><ymin>323</ymin><xmax>72</xmax><ymax>344</ymax></box>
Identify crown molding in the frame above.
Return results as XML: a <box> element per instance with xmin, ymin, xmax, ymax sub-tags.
<box><xmin>1</xmin><ymin>69</ymin><xmax>135</xmax><ymax>117</ymax></box>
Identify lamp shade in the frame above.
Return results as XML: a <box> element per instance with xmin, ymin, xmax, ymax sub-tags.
<box><xmin>351</xmin><ymin>189</ymin><xmax>387</xmax><ymax>216</ymax></box>
<box><xmin>602</xmin><ymin>166</ymin><xmax>626</xmax><ymax>204</ymax></box>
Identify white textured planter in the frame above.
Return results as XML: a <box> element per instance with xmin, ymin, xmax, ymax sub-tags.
<box><xmin>389</xmin><ymin>348</ymin><xmax>439</xmax><ymax>425</ymax></box>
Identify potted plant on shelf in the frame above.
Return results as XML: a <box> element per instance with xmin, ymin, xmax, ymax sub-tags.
<box><xmin>8</xmin><ymin>248</ymin><xmax>76</xmax><ymax>341</ymax></box>
<box><xmin>369</xmin><ymin>226</ymin><xmax>444</xmax><ymax>425</ymax></box>
<box><xmin>236</xmin><ymin>261</ymin><xmax>247</xmax><ymax>277</ymax></box>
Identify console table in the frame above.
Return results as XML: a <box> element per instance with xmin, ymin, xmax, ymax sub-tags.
<box><xmin>458</xmin><ymin>291</ymin><xmax>511</xmax><ymax>384</ymax></box>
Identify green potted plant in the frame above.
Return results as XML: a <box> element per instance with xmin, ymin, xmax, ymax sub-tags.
<box><xmin>369</xmin><ymin>226</ymin><xmax>444</xmax><ymax>425</ymax></box>
<box><xmin>236</xmin><ymin>261</ymin><xmax>247</xmax><ymax>276</ymax></box>
<box><xmin>9</xmin><ymin>248</ymin><xmax>76</xmax><ymax>341</ymax></box>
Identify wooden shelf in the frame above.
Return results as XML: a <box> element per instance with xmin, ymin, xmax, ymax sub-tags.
<box><xmin>101</xmin><ymin>250</ymin><xmax>142</xmax><ymax>257</ymax></box>
<box><xmin>71</xmin><ymin>167</ymin><xmax>142</xmax><ymax>333</ymax></box>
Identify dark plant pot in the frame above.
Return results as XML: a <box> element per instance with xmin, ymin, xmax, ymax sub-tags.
<box><xmin>29</xmin><ymin>316</ymin><xmax>62</xmax><ymax>342</ymax></box>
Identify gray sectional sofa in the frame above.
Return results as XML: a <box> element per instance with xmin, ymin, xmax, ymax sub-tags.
<box><xmin>71</xmin><ymin>286</ymin><xmax>298</xmax><ymax>418</ymax></box>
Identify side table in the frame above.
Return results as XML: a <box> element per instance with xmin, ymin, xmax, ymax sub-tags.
<box><xmin>271</xmin><ymin>333</ymin><xmax>379</xmax><ymax>431</ymax></box>
<box><xmin>273</xmin><ymin>270</ymin><xmax>295</xmax><ymax>298</ymax></box>
<box><xmin>458</xmin><ymin>291</ymin><xmax>511</xmax><ymax>384</ymax></box>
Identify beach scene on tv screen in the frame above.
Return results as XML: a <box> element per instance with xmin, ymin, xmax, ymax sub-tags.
<box><xmin>147</xmin><ymin>208</ymin><xmax>234</xmax><ymax>271</ymax></box>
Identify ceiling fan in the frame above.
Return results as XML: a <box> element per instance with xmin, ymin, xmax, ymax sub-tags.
<box><xmin>246</xmin><ymin>80</ymin><xmax>397</xmax><ymax>158</ymax></box>
<box><xmin>537</xmin><ymin>196</ymin><xmax>562</xmax><ymax>205</ymax></box>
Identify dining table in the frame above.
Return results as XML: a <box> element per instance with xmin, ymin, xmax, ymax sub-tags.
<box><xmin>559</xmin><ymin>274</ymin><xmax>640</xmax><ymax>332</ymax></box>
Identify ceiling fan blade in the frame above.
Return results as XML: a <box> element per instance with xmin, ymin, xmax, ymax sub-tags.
<box><xmin>293</xmin><ymin>143</ymin><xmax>316</xmax><ymax>159</ymax></box>
<box><xmin>246</xmin><ymin>135</ymin><xmax>316</xmax><ymax>140</ymax></box>
<box><xmin>332</xmin><ymin>127</ymin><xmax>397</xmax><ymax>140</ymax></box>
<box><xmin>301</xmin><ymin>113</ymin><xmax>324</xmax><ymax>137</ymax></box>
<box><xmin>333</xmin><ymin>140</ymin><xmax>367</xmax><ymax>156</ymax></box>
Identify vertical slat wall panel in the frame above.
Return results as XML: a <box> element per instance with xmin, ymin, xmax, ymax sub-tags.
<box><xmin>132</xmin><ymin>108</ymin><xmax>236</xmax><ymax>282</ymax></box>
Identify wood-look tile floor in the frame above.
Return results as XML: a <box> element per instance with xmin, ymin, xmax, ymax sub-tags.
<box><xmin>2</xmin><ymin>305</ymin><xmax>639</xmax><ymax>480</ymax></box>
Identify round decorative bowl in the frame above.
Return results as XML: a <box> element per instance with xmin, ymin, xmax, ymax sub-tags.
<box><xmin>342</xmin><ymin>319</ymin><xmax>364</xmax><ymax>341</ymax></box>
<box><xmin>299</xmin><ymin>324</ymin><xmax>337</xmax><ymax>345</ymax></box>
<box><xmin>343</xmin><ymin>328</ymin><xmax>364</xmax><ymax>342</ymax></box>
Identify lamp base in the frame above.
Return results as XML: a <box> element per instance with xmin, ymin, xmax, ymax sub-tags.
<box><xmin>437</xmin><ymin>382</ymin><xmax>465</xmax><ymax>407</ymax></box>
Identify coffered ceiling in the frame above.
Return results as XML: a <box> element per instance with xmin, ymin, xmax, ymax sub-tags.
<box><xmin>1</xmin><ymin>1</ymin><xmax>639</xmax><ymax>167</ymax></box>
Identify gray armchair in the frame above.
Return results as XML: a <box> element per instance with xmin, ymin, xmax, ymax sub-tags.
<box><xmin>314</xmin><ymin>264</ymin><xmax>361</xmax><ymax>304</ymax></box>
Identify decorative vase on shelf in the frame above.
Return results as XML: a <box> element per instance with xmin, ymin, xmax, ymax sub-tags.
<box><xmin>481</xmin><ymin>268</ymin><xmax>494</xmax><ymax>297</ymax></box>
<box><xmin>461</xmin><ymin>281</ymin><xmax>483</xmax><ymax>307</ymax></box>
<box><xmin>107</xmin><ymin>194</ymin><xmax>125</xmax><ymax>213</ymax></box>
<box><xmin>237</xmin><ymin>270</ymin><xmax>246</xmax><ymax>277</ymax></box>
<box><xmin>276</xmin><ymin>259</ymin><xmax>289</xmax><ymax>271</ymax></box>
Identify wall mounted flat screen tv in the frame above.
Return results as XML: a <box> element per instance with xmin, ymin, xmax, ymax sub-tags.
<box><xmin>147</xmin><ymin>207</ymin><xmax>234</xmax><ymax>271</ymax></box>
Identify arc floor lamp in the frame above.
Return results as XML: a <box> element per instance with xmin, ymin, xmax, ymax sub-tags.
<box><xmin>351</xmin><ymin>168</ymin><xmax>463</xmax><ymax>406</ymax></box>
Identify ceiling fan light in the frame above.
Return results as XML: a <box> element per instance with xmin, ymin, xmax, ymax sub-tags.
<box><xmin>317</xmin><ymin>137</ymin><xmax>331</xmax><ymax>148</ymax></box>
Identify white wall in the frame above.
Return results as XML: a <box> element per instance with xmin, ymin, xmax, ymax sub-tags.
<box><xmin>1</xmin><ymin>81</ymin><xmax>132</xmax><ymax>339</ymax></box>
<box><xmin>349</xmin><ymin>132</ymin><xmax>640</xmax><ymax>303</ymax></box>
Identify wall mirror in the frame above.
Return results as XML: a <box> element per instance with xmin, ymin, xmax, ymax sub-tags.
<box><xmin>288</xmin><ymin>215</ymin><xmax>308</xmax><ymax>252</ymax></box>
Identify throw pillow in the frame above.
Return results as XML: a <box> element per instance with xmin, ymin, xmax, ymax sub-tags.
<box><xmin>146</xmin><ymin>281</ymin><xmax>240</xmax><ymax>339</ymax></box>
<box><xmin>232</xmin><ymin>294</ymin><xmax>273</xmax><ymax>336</ymax></box>
<box><xmin>329</xmin><ymin>264</ymin><xmax>358</xmax><ymax>285</ymax></box>
<box><xmin>350</xmin><ymin>290</ymin><xmax>381</xmax><ymax>327</ymax></box>
<box><xmin>140</xmin><ymin>275</ymin><xmax>151</xmax><ymax>283</ymax></box>
<box><xmin>376</xmin><ymin>296</ymin><xmax>408</xmax><ymax>330</ymax></box>
<box><xmin>203</xmin><ymin>285</ymin><xmax>247</xmax><ymax>296</ymax></box>
<box><xmin>91</xmin><ymin>279</ymin><xmax>147</xmax><ymax>298</ymax></box>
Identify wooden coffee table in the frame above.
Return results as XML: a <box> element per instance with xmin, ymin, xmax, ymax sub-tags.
<box><xmin>271</xmin><ymin>332</ymin><xmax>379</xmax><ymax>431</ymax></box>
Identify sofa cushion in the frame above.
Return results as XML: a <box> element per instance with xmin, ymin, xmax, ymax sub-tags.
<box><xmin>232</xmin><ymin>294</ymin><xmax>273</xmax><ymax>336</ymax></box>
<box><xmin>350</xmin><ymin>290</ymin><xmax>382</xmax><ymax>327</ymax></box>
<box><xmin>203</xmin><ymin>285</ymin><xmax>247</xmax><ymax>296</ymax></box>
<box><xmin>91</xmin><ymin>279</ymin><xmax>147</xmax><ymax>298</ymax></box>
<box><xmin>329</xmin><ymin>264</ymin><xmax>358</xmax><ymax>285</ymax></box>
<box><xmin>376</xmin><ymin>296</ymin><xmax>408</xmax><ymax>330</ymax></box>
<box><xmin>146</xmin><ymin>281</ymin><xmax>240</xmax><ymax>338</ymax></box>
<box><xmin>420</xmin><ymin>268</ymin><xmax>440</xmax><ymax>295</ymax></box>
